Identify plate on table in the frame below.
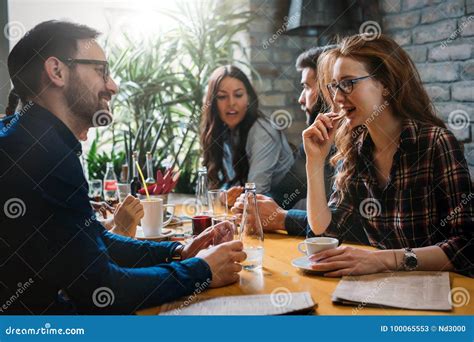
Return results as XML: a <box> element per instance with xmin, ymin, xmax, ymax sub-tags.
<box><xmin>135</xmin><ymin>227</ymin><xmax>174</xmax><ymax>241</ymax></box>
<box><xmin>291</xmin><ymin>256</ymin><xmax>325</xmax><ymax>275</ymax></box>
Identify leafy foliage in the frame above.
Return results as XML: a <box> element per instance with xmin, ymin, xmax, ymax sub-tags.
<box><xmin>87</xmin><ymin>0</ymin><xmax>254</xmax><ymax>192</ymax></box>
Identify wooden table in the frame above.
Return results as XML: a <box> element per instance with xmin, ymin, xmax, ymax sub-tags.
<box><xmin>138</xmin><ymin>195</ymin><xmax>474</xmax><ymax>315</ymax></box>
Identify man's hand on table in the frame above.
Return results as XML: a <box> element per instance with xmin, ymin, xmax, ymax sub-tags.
<box><xmin>309</xmin><ymin>246</ymin><xmax>390</xmax><ymax>277</ymax></box>
<box><xmin>111</xmin><ymin>195</ymin><xmax>144</xmax><ymax>238</ymax></box>
<box><xmin>231</xmin><ymin>193</ymin><xmax>287</xmax><ymax>232</ymax></box>
<box><xmin>226</xmin><ymin>186</ymin><xmax>244</xmax><ymax>207</ymax></box>
<box><xmin>180</xmin><ymin>221</ymin><xmax>235</xmax><ymax>259</ymax></box>
<box><xmin>196</xmin><ymin>240</ymin><xmax>246</xmax><ymax>288</ymax></box>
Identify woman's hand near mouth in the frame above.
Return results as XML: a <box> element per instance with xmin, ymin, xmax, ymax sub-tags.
<box><xmin>302</xmin><ymin>112</ymin><xmax>343</xmax><ymax>163</ymax></box>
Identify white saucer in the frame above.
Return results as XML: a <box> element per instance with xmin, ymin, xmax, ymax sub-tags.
<box><xmin>135</xmin><ymin>227</ymin><xmax>173</xmax><ymax>240</ymax></box>
<box><xmin>291</xmin><ymin>256</ymin><xmax>325</xmax><ymax>275</ymax></box>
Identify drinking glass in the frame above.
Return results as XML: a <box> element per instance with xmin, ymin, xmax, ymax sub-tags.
<box><xmin>212</xmin><ymin>214</ymin><xmax>238</xmax><ymax>243</ymax></box>
<box><xmin>208</xmin><ymin>189</ymin><xmax>228</xmax><ymax>216</ymax></box>
<box><xmin>117</xmin><ymin>183</ymin><xmax>131</xmax><ymax>202</ymax></box>
<box><xmin>88</xmin><ymin>180</ymin><xmax>102</xmax><ymax>202</ymax></box>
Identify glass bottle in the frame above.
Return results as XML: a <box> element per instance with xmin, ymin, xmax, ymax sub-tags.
<box><xmin>130</xmin><ymin>151</ymin><xmax>142</xmax><ymax>197</ymax></box>
<box><xmin>103</xmin><ymin>162</ymin><xmax>119</xmax><ymax>206</ymax></box>
<box><xmin>145</xmin><ymin>151</ymin><xmax>155</xmax><ymax>186</ymax></box>
<box><xmin>120</xmin><ymin>164</ymin><xmax>129</xmax><ymax>183</ymax></box>
<box><xmin>240</xmin><ymin>182</ymin><xmax>264</xmax><ymax>270</ymax></box>
<box><xmin>195</xmin><ymin>166</ymin><xmax>210</xmax><ymax>215</ymax></box>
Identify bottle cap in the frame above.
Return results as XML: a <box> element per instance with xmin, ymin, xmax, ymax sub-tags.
<box><xmin>245</xmin><ymin>182</ymin><xmax>256</xmax><ymax>190</ymax></box>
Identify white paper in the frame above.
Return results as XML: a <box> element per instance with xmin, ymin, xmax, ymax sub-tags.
<box><xmin>332</xmin><ymin>271</ymin><xmax>452</xmax><ymax>311</ymax></box>
<box><xmin>159</xmin><ymin>292</ymin><xmax>316</xmax><ymax>315</ymax></box>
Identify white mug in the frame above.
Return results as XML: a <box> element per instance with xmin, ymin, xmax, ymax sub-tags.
<box><xmin>297</xmin><ymin>237</ymin><xmax>339</xmax><ymax>256</ymax></box>
<box><xmin>140</xmin><ymin>198</ymin><xmax>175</xmax><ymax>237</ymax></box>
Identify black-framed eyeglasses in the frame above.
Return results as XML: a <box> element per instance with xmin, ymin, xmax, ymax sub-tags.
<box><xmin>327</xmin><ymin>75</ymin><xmax>375</xmax><ymax>97</ymax></box>
<box><xmin>59</xmin><ymin>58</ymin><xmax>110</xmax><ymax>82</ymax></box>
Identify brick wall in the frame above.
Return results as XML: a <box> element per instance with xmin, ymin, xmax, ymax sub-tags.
<box><xmin>248</xmin><ymin>0</ymin><xmax>316</xmax><ymax>145</ymax></box>
<box><xmin>247</xmin><ymin>0</ymin><xmax>473</xmax><ymax>180</ymax></box>
<box><xmin>381</xmin><ymin>0</ymin><xmax>474</xmax><ymax>179</ymax></box>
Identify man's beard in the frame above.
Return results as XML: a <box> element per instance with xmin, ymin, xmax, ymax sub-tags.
<box><xmin>305</xmin><ymin>96</ymin><xmax>326</xmax><ymax>126</ymax></box>
<box><xmin>64</xmin><ymin>71</ymin><xmax>109</xmax><ymax>126</ymax></box>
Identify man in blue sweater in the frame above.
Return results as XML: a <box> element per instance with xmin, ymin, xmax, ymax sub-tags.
<box><xmin>0</xmin><ymin>20</ymin><xmax>244</xmax><ymax>314</ymax></box>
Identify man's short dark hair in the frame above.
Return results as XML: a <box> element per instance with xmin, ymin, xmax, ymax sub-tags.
<box><xmin>295</xmin><ymin>45</ymin><xmax>338</xmax><ymax>71</ymax></box>
<box><xmin>7</xmin><ymin>20</ymin><xmax>100</xmax><ymax>103</ymax></box>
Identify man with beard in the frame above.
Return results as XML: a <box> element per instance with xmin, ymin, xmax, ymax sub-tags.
<box><xmin>232</xmin><ymin>46</ymin><xmax>338</xmax><ymax>236</ymax></box>
<box><xmin>0</xmin><ymin>20</ymin><xmax>244</xmax><ymax>314</ymax></box>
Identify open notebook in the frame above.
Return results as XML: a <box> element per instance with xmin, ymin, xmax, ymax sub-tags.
<box><xmin>158</xmin><ymin>292</ymin><xmax>316</xmax><ymax>315</ymax></box>
<box><xmin>332</xmin><ymin>271</ymin><xmax>452</xmax><ymax>311</ymax></box>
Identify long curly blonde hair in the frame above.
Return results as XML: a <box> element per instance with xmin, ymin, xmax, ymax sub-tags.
<box><xmin>317</xmin><ymin>34</ymin><xmax>446</xmax><ymax>204</ymax></box>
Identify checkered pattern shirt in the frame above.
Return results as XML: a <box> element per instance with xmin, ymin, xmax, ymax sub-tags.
<box><xmin>327</xmin><ymin>119</ymin><xmax>473</xmax><ymax>276</ymax></box>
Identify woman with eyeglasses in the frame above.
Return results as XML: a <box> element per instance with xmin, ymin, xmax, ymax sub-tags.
<box><xmin>303</xmin><ymin>34</ymin><xmax>473</xmax><ymax>277</ymax></box>
<box><xmin>200</xmin><ymin>65</ymin><xmax>294</xmax><ymax>205</ymax></box>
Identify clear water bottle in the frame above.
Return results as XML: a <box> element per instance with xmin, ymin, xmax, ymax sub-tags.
<box><xmin>103</xmin><ymin>162</ymin><xmax>119</xmax><ymax>206</ymax></box>
<box><xmin>240</xmin><ymin>182</ymin><xmax>264</xmax><ymax>270</ymax></box>
<box><xmin>195</xmin><ymin>166</ymin><xmax>210</xmax><ymax>215</ymax></box>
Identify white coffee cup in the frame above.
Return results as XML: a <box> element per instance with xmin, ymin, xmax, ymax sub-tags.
<box><xmin>140</xmin><ymin>198</ymin><xmax>175</xmax><ymax>237</ymax></box>
<box><xmin>297</xmin><ymin>237</ymin><xmax>339</xmax><ymax>256</ymax></box>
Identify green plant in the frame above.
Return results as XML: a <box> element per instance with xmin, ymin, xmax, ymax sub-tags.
<box><xmin>87</xmin><ymin>0</ymin><xmax>255</xmax><ymax>193</ymax></box>
<box><xmin>86</xmin><ymin>130</ymin><xmax>126</xmax><ymax>181</ymax></box>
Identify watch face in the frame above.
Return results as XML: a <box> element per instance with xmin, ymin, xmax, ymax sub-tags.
<box><xmin>406</xmin><ymin>255</ymin><xmax>417</xmax><ymax>268</ymax></box>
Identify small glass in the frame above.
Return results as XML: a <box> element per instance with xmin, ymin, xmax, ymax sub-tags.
<box><xmin>208</xmin><ymin>189</ymin><xmax>228</xmax><ymax>216</ymax></box>
<box><xmin>192</xmin><ymin>215</ymin><xmax>212</xmax><ymax>235</ymax></box>
<box><xmin>212</xmin><ymin>215</ymin><xmax>237</xmax><ymax>244</ymax></box>
<box><xmin>117</xmin><ymin>183</ymin><xmax>131</xmax><ymax>202</ymax></box>
<box><xmin>88</xmin><ymin>179</ymin><xmax>102</xmax><ymax>202</ymax></box>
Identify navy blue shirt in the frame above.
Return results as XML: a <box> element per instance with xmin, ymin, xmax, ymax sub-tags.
<box><xmin>0</xmin><ymin>103</ymin><xmax>211</xmax><ymax>314</ymax></box>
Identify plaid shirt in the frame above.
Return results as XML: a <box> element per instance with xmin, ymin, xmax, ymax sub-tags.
<box><xmin>327</xmin><ymin>119</ymin><xmax>473</xmax><ymax>276</ymax></box>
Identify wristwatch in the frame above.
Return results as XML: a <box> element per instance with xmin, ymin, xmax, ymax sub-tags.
<box><xmin>402</xmin><ymin>248</ymin><xmax>418</xmax><ymax>271</ymax></box>
<box><xmin>169</xmin><ymin>245</ymin><xmax>184</xmax><ymax>262</ymax></box>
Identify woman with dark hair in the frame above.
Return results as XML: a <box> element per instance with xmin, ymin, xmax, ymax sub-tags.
<box><xmin>303</xmin><ymin>34</ymin><xmax>473</xmax><ymax>277</ymax></box>
<box><xmin>201</xmin><ymin>65</ymin><xmax>294</xmax><ymax>205</ymax></box>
